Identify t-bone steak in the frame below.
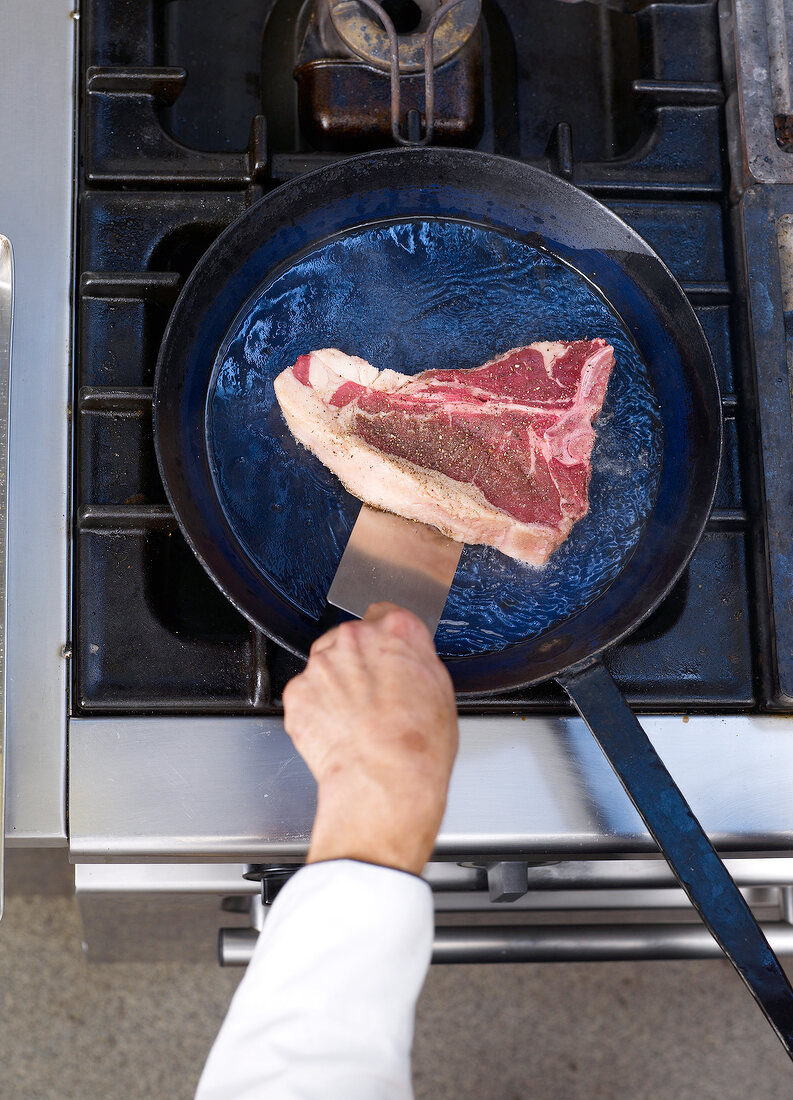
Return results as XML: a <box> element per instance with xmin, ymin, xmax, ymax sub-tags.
<box><xmin>273</xmin><ymin>340</ymin><xmax>615</xmax><ymax>565</ymax></box>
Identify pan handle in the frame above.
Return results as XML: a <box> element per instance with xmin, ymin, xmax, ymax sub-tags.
<box><xmin>560</xmin><ymin>658</ymin><xmax>793</xmax><ymax>1060</ymax></box>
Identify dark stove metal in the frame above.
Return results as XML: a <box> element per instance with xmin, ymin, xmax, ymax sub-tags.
<box><xmin>75</xmin><ymin>0</ymin><xmax>769</xmax><ymax>717</ymax></box>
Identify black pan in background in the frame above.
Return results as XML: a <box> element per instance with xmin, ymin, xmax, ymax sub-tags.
<box><xmin>154</xmin><ymin>149</ymin><xmax>793</xmax><ymax>1055</ymax></box>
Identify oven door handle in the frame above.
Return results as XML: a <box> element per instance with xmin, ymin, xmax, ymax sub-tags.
<box><xmin>0</xmin><ymin>236</ymin><xmax>13</xmax><ymax>921</ymax></box>
<box><xmin>218</xmin><ymin>921</ymin><xmax>793</xmax><ymax>967</ymax></box>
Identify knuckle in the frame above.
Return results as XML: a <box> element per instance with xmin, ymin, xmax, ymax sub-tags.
<box><xmin>334</xmin><ymin>620</ymin><xmax>363</xmax><ymax>649</ymax></box>
<box><xmin>306</xmin><ymin>654</ymin><xmax>327</xmax><ymax>678</ymax></box>
<box><xmin>309</xmin><ymin>629</ymin><xmax>336</xmax><ymax>657</ymax></box>
<box><xmin>384</xmin><ymin>607</ymin><xmax>427</xmax><ymax>639</ymax></box>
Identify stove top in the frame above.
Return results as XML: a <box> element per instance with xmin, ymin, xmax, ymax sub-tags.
<box><xmin>74</xmin><ymin>0</ymin><xmax>769</xmax><ymax>716</ymax></box>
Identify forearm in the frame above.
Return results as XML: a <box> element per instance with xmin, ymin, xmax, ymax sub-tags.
<box><xmin>196</xmin><ymin>860</ymin><xmax>433</xmax><ymax>1100</ymax></box>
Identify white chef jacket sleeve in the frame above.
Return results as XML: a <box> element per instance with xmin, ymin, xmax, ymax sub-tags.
<box><xmin>195</xmin><ymin>859</ymin><xmax>434</xmax><ymax>1100</ymax></box>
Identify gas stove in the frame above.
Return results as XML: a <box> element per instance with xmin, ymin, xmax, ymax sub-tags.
<box><xmin>75</xmin><ymin>0</ymin><xmax>755</xmax><ymax>714</ymax></box>
<box><xmin>4</xmin><ymin>0</ymin><xmax>793</xmax><ymax>962</ymax></box>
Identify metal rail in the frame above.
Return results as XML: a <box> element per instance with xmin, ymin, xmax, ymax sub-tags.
<box><xmin>0</xmin><ymin>0</ymin><xmax>72</xmax><ymax>846</ymax></box>
<box><xmin>219</xmin><ymin>922</ymin><xmax>793</xmax><ymax>967</ymax></box>
<box><xmin>0</xmin><ymin>238</ymin><xmax>12</xmax><ymax>919</ymax></box>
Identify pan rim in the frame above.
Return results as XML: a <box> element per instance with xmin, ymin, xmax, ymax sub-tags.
<box><xmin>153</xmin><ymin>147</ymin><xmax>722</xmax><ymax>694</ymax></box>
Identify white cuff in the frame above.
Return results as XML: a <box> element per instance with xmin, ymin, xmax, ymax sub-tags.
<box><xmin>196</xmin><ymin>859</ymin><xmax>433</xmax><ymax>1100</ymax></box>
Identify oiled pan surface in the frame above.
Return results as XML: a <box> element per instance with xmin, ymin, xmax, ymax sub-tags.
<box><xmin>208</xmin><ymin>218</ymin><xmax>663</xmax><ymax>657</ymax></box>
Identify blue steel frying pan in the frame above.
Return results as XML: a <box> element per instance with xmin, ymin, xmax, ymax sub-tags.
<box><xmin>154</xmin><ymin>148</ymin><xmax>793</xmax><ymax>1053</ymax></box>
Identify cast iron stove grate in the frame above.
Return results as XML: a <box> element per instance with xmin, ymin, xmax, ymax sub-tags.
<box><xmin>73</xmin><ymin>0</ymin><xmax>764</xmax><ymax>715</ymax></box>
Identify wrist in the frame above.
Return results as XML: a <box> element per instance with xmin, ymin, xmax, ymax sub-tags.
<box><xmin>307</xmin><ymin>831</ymin><xmax>430</xmax><ymax>877</ymax></box>
<box><xmin>308</xmin><ymin>778</ymin><xmax>438</xmax><ymax>876</ymax></box>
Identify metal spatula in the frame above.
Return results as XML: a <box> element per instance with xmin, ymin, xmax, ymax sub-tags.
<box><xmin>327</xmin><ymin>505</ymin><xmax>463</xmax><ymax>635</ymax></box>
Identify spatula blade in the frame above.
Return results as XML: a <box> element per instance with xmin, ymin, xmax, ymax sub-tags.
<box><xmin>327</xmin><ymin>505</ymin><xmax>463</xmax><ymax>636</ymax></box>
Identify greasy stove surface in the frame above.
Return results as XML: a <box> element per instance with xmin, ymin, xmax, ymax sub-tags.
<box><xmin>75</xmin><ymin>0</ymin><xmax>760</xmax><ymax>715</ymax></box>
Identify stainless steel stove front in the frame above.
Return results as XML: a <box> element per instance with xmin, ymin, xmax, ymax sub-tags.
<box><xmin>69</xmin><ymin>714</ymin><xmax>793</xmax><ymax>961</ymax></box>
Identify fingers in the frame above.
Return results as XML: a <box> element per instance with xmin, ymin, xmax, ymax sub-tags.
<box><xmin>309</xmin><ymin>604</ymin><xmax>430</xmax><ymax>660</ymax></box>
<box><xmin>309</xmin><ymin>615</ymin><xmax>370</xmax><ymax>657</ymax></box>
<box><xmin>362</xmin><ymin>601</ymin><xmax>404</xmax><ymax>623</ymax></box>
<box><xmin>310</xmin><ymin>609</ymin><xmax>388</xmax><ymax>661</ymax></box>
<box><xmin>364</xmin><ymin>602</ymin><xmax>433</xmax><ymax>645</ymax></box>
<box><xmin>309</xmin><ymin>628</ymin><xmax>340</xmax><ymax>657</ymax></box>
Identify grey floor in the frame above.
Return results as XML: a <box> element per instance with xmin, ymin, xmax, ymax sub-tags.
<box><xmin>1</xmin><ymin>871</ymin><xmax>792</xmax><ymax>1099</ymax></box>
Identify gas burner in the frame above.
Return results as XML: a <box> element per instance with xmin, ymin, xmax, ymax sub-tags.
<box><xmin>295</xmin><ymin>0</ymin><xmax>484</xmax><ymax>148</ymax></box>
<box><xmin>329</xmin><ymin>0</ymin><xmax>481</xmax><ymax>72</ymax></box>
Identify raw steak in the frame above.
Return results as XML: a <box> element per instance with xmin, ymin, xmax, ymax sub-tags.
<box><xmin>273</xmin><ymin>340</ymin><xmax>615</xmax><ymax>565</ymax></box>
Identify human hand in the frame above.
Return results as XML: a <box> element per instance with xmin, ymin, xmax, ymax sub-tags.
<box><xmin>282</xmin><ymin>602</ymin><xmax>459</xmax><ymax>876</ymax></box>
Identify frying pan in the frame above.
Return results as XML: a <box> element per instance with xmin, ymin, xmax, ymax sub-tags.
<box><xmin>154</xmin><ymin>148</ymin><xmax>793</xmax><ymax>1053</ymax></box>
